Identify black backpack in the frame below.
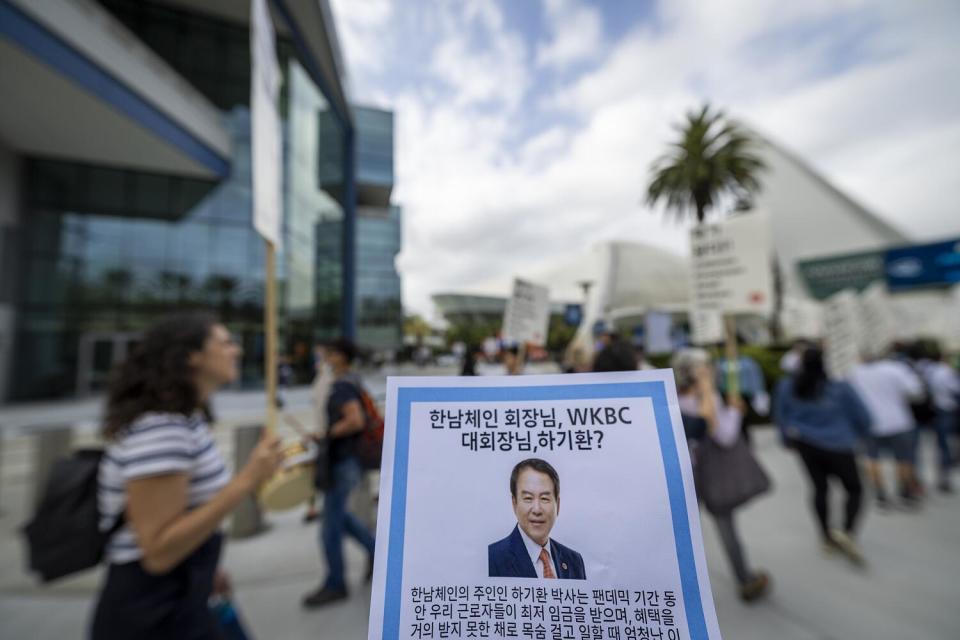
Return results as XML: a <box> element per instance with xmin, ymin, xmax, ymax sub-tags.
<box><xmin>21</xmin><ymin>449</ymin><xmax>122</xmax><ymax>583</ymax></box>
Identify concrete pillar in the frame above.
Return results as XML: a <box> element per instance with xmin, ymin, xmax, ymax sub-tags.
<box><xmin>33</xmin><ymin>427</ymin><xmax>73</xmax><ymax>507</ymax></box>
<box><xmin>0</xmin><ymin>142</ymin><xmax>20</xmax><ymax>403</ymax></box>
<box><xmin>231</xmin><ymin>424</ymin><xmax>265</xmax><ymax>538</ymax></box>
<box><xmin>0</xmin><ymin>433</ymin><xmax>4</xmax><ymax>514</ymax></box>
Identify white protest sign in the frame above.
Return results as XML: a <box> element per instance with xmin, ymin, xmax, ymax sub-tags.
<box><xmin>689</xmin><ymin>308</ymin><xmax>723</xmax><ymax>345</ymax></box>
<box><xmin>858</xmin><ymin>281</ymin><xmax>894</xmax><ymax>358</ymax></box>
<box><xmin>644</xmin><ymin>311</ymin><xmax>674</xmax><ymax>354</ymax></box>
<box><xmin>502</xmin><ymin>278</ymin><xmax>551</xmax><ymax>346</ymax></box>
<box><xmin>690</xmin><ymin>212</ymin><xmax>773</xmax><ymax>315</ymax></box>
<box><xmin>368</xmin><ymin>371</ymin><xmax>723</xmax><ymax>640</ymax></box>
<box><xmin>250</xmin><ymin>0</ymin><xmax>282</xmax><ymax>248</ymax></box>
<box><xmin>780</xmin><ymin>298</ymin><xmax>824</xmax><ymax>340</ymax></box>
<box><xmin>823</xmin><ymin>289</ymin><xmax>862</xmax><ymax>378</ymax></box>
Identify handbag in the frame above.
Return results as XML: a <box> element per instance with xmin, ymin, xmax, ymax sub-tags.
<box><xmin>694</xmin><ymin>436</ymin><xmax>771</xmax><ymax>515</ymax></box>
<box><xmin>211</xmin><ymin>596</ymin><xmax>254</xmax><ymax>640</ymax></box>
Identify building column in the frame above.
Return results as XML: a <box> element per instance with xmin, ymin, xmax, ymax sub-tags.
<box><xmin>0</xmin><ymin>141</ymin><xmax>20</xmax><ymax>402</ymax></box>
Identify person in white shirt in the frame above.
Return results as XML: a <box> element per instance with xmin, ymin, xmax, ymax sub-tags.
<box><xmin>918</xmin><ymin>343</ymin><xmax>960</xmax><ymax>492</ymax></box>
<box><xmin>850</xmin><ymin>356</ymin><xmax>925</xmax><ymax>506</ymax></box>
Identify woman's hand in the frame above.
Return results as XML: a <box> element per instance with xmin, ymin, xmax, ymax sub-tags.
<box><xmin>693</xmin><ymin>364</ymin><xmax>715</xmax><ymax>393</ymax></box>
<box><xmin>238</xmin><ymin>431</ymin><xmax>283</xmax><ymax>492</ymax></box>
<box><xmin>726</xmin><ymin>393</ymin><xmax>747</xmax><ymax>414</ymax></box>
<box><xmin>213</xmin><ymin>568</ymin><xmax>232</xmax><ymax>597</ymax></box>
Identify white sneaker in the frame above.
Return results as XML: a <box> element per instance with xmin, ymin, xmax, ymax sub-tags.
<box><xmin>829</xmin><ymin>529</ymin><xmax>865</xmax><ymax>567</ymax></box>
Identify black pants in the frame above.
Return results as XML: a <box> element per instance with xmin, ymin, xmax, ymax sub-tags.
<box><xmin>794</xmin><ymin>441</ymin><xmax>863</xmax><ymax>540</ymax></box>
<box><xmin>90</xmin><ymin>534</ymin><xmax>223</xmax><ymax>640</ymax></box>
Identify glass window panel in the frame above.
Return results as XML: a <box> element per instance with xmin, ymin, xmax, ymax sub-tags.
<box><xmin>85</xmin><ymin>167</ymin><xmax>128</xmax><ymax>213</ymax></box>
<box><xmin>131</xmin><ymin>173</ymin><xmax>172</xmax><ymax>217</ymax></box>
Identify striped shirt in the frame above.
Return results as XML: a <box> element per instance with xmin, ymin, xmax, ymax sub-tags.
<box><xmin>98</xmin><ymin>412</ymin><xmax>230</xmax><ymax>564</ymax></box>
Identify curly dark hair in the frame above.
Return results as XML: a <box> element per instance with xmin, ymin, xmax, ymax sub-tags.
<box><xmin>103</xmin><ymin>312</ymin><xmax>218</xmax><ymax>439</ymax></box>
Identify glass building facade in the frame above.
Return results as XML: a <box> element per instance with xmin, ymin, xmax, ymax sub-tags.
<box><xmin>356</xmin><ymin>206</ymin><xmax>402</xmax><ymax>350</ymax></box>
<box><xmin>353</xmin><ymin>106</ymin><xmax>402</xmax><ymax>352</ymax></box>
<box><xmin>6</xmin><ymin>0</ymin><xmax>355</xmax><ymax>399</ymax></box>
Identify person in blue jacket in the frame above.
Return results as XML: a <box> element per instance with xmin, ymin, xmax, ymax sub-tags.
<box><xmin>488</xmin><ymin>458</ymin><xmax>586</xmax><ymax>580</ymax></box>
<box><xmin>774</xmin><ymin>347</ymin><xmax>872</xmax><ymax>565</ymax></box>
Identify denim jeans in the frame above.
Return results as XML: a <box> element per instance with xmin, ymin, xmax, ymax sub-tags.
<box><xmin>321</xmin><ymin>457</ymin><xmax>375</xmax><ymax>591</ymax></box>
<box><xmin>933</xmin><ymin>409</ymin><xmax>957</xmax><ymax>473</ymax></box>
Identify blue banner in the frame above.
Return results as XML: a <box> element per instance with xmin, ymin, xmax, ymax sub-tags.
<box><xmin>885</xmin><ymin>238</ymin><xmax>960</xmax><ymax>291</ymax></box>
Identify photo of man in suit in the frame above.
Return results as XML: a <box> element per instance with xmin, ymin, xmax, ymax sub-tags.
<box><xmin>488</xmin><ymin>458</ymin><xmax>586</xmax><ymax>580</ymax></box>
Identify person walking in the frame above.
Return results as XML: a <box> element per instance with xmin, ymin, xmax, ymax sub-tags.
<box><xmin>671</xmin><ymin>348</ymin><xmax>771</xmax><ymax>602</ymax></box>
<box><xmin>774</xmin><ymin>347</ymin><xmax>871</xmax><ymax>565</ymax></box>
<box><xmin>502</xmin><ymin>344</ymin><xmax>525</xmax><ymax>375</ymax></box>
<box><xmin>850</xmin><ymin>353</ymin><xmax>925</xmax><ymax>507</ymax></box>
<box><xmin>715</xmin><ymin>340</ymin><xmax>768</xmax><ymax>445</ymax></box>
<box><xmin>460</xmin><ymin>344</ymin><xmax>480</xmax><ymax>376</ymax></box>
<box><xmin>918</xmin><ymin>342</ymin><xmax>960</xmax><ymax>492</ymax></box>
<box><xmin>303</xmin><ymin>343</ymin><xmax>335</xmax><ymax>523</ymax></box>
<box><xmin>91</xmin><ymin>312</ymin><xmax>282</xmax><ymax>640</ymax></box>
<box><xmin>303</xmin><ymin>338</ymin><xmax>376</xmax><ymax>608</ymax></box>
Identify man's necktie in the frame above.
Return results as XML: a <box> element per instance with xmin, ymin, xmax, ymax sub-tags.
<box><xmin>539</xmin><ymin>548</ymin><xmax>556</xmax><ymax>579</ymax></box>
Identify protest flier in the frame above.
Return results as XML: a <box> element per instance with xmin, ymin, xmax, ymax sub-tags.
<box><xmin>368</xmin><ymin>371</ymin><xmax>723</xmax><ymax>640</ymax></box>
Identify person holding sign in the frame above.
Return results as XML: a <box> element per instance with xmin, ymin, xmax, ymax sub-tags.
<box><xmin>488</xmin><ymin>459</ymin><xmax>586</xmax><ymax>580</ymax></box>
<box><xmin>672</xmin><ymin>349</ymin><xmax>771</xmax><ymax>602</ymax></box>
<box><xmin>91</xmin><ymin>313</ymin><xmax>282</xmax><ymax>640</ymax></box>
<box><xmin>501</xmin><ymin>344</ymin><xmax>525</xmax><ymax>376</ymax></box>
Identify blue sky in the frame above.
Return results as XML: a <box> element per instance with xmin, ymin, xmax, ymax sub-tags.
<box><xmin>330</xmin><ymin>0</ymin><xmax>960</xmax><ymax>315</ymax></box>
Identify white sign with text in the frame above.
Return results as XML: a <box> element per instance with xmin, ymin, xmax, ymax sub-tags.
<box><xmin>823</xmin><ymin>289</ymin><xmax>863</xmax><ymax>378</ymax></box>
<box><xmin>368</xmin><ymin>371</ymin><xmax>723</xmax><ymax>640</ymax></box>
<box><xmin>250</xmin><ymin>0</ymin><xmax>282</xmax><ymax>248</ymax></box>
<box><xmin>690</xmin><ymin>212</ymin><xmax>773</xmax><ymax>315</ymax></box>
<box><xmin>502</xmin><ymin>278</ymin><xmax>551</xmax><ymax>346</ymax></box>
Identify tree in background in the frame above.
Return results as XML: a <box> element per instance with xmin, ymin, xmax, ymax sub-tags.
<box><xmin>403</xmin><ymin>314</ymin><xmax>433</xmax><ymax>345</ymax></box>
<box><xmin>646</xmin><ymin>104</ymin><xmax>765</xmax><ymax>224</ymax></box>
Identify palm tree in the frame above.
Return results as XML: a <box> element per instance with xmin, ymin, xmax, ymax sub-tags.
<box><xmin>646</xmin><ymin>104</ymin><xmax>765</xmax><ymax>224</ymax></box>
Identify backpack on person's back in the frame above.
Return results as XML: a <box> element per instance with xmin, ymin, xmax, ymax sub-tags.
<box><xmin>21</xmin><ymin>449</ymin><xmax>122</xmax><ymax>583</ymax></box>
<box><xmin>353</xmin><ymin>385</ymin><xmax>385</xmax><ymax>470</ymax></box>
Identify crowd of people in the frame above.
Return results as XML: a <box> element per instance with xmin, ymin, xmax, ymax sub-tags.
<box><xmin>83</xmin><ymin>312</ymin><xmax>958</xmax><ymax>637</ymax></box>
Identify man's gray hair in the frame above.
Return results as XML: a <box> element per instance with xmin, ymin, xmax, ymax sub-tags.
<box><xmin>671</xmin><ymin>348</ymin><xmax>712</xmax><ymax>391</ymax></box>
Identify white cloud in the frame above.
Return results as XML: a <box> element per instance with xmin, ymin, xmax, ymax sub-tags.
<box><xmin>334</xmin><ymin>0</ymin><xmax>960</xmax><ymax>316</ymax></box>
<box><xmin>535</xmin><ymin>0</ymin><xmax>603</xmax><ymax>68</ymax></box>
<box><xmin>327</xmin><ymin>0</ymin><xmax>393</xmax><ymax>87</ymax></box>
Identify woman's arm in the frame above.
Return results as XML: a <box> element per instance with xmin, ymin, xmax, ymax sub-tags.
<box><xmin>126</xmin><ymin>431</ymin><xmax>281</xmax><ymax>575</ymax></box>
<box><xmin>329</xmin><ymin>399</ymin><xmax>365</xmax><ymax>439</ymax></box>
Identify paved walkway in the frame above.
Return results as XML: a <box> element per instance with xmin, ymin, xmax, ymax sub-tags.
<box><xmin>1</xmin><ymin>373</ymin><xmax>958</xmax><ymax>639</ymax></box>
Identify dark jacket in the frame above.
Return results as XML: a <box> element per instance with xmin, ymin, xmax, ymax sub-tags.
<box><xmin>488</xmin><ymin>525</ymin><xmax>586</xmax><ymax>580</ymax></box>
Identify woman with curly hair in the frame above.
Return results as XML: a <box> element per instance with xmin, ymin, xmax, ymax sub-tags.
<box><xmin>91</xmin><ymin>312</ymin><xmax>282</xmax><ymax>639</ymax></box>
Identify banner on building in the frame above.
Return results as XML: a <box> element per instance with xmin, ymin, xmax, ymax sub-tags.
<box><xmin>823</xmin><ymin>289</ymin><xmax>863</xmax><ymax>378</ymax></box>
<box><xmin>502</xmin><ymin>278</ymin><xmax>551</xmax><ymax>346</ymax></box>
<box><xmin>367</xmin><ymin>371</ymin><xmax>723</xmax><ymax>640</ymax></box>
<box><xmin>250</xmin><ymin>0</ymin><xmax>282</xmax><ymax>248</ymax></box>
<box><xmin>690</xmin><ymin>212</ymin><xmax>773</xmax><ymax>316</ymax></box>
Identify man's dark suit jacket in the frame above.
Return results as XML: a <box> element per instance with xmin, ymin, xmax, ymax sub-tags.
<box><xmin>488</xmin><ymin>525</ymin><xmax>586</xmax><ymax>580</ymax></box>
